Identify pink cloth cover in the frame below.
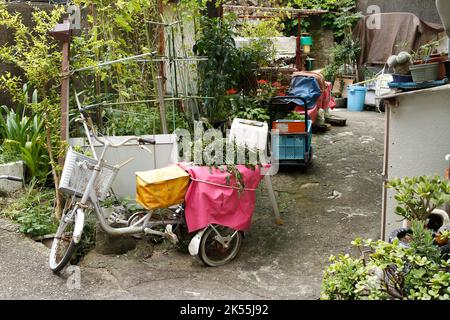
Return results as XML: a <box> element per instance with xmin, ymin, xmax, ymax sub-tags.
<box><xmin>294</xmin><ymin>82</ymin><xmax>335</xmax><ymax>123</ymax></box>
<box><xmin>178</xmin><ymin>163</ymin><xmax>265</xmax><ymax>233</ymax></box>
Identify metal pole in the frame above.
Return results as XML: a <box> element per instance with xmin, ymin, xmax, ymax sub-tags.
<box><xmin>296</xmin><ymin>15</ymin><xmax>303</xmax><ymax>71</ymax></box>
<box><xmin>73</xmin><ymin>52</ymin><xmax>156</xmax><ymax>73</ymax></box>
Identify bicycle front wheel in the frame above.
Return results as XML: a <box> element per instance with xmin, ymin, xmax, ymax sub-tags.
<box><xmin>199</xmin><ymin>225</ymin><xmax>243</xmax><ymax>267</ymax></box>
<box><xmin>49</xmin><ymin>205</ymin><xmax>80</xmax><ymax>273</ymax></box>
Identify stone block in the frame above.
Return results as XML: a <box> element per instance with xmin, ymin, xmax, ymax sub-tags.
<box><xmin>94</xmin><ymin>222</ymin><xmax>137</xmax><ymax>255</ymax></box>
<box><xmin>0</xmin><ymin>161</ymin><xmax>24</xmax><ymax>193</ymax></box>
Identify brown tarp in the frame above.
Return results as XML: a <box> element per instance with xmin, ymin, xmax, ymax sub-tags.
<box><xmin>353</xmin><ymin>13</ymin><xmax>444</xmax><ymax>66</ymax></box>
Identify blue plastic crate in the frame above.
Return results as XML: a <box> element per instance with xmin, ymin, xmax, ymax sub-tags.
<box><xmin>272</xmin><ymin>120</ymin><xmax>312</xmax><ymax>161</ymax></box>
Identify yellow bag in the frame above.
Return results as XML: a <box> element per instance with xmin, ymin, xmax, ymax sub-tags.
<box><xmin>136</xmin><ymin>165</ymin><xmax>190</xmax><ymax>210</ymax></box>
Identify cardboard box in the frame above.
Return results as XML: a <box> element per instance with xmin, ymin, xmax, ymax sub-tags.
<box><xmin>332</xmin><ymin>76</ymin><xmax>355</xmax><ymax>98</ymax></box>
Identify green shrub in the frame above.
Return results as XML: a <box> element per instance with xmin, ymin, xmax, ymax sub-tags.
<box><xmin>195</xmin><ymin>16</ymin><xmax>274</xmax><ymax>123</ymax></box>
<box><xmin>0</xmin><ymin>105</ymin><xmax>50</xmax><ymax>182</ymax></box>
<box><xmin>2</xmin><ymin>183</ymin><xmax>58</xmax><ymax>237</ymax></box>
<box><xmin>386</xmin><ymin>176</ymin><xmax>450</xmax><ymax>222</ymax></box>
<box><xmin>321</xmin><ymin>222</ymin><xmax>450</xmax><ymax>300</ymax></box>
<box><xmin>231</xmin><ymin>96</ymin><xmax>270</xmax><ymax>123</ymax></box>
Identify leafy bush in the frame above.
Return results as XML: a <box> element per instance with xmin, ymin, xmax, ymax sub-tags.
<box><xmin>323</xmin><ymin>37</ymin><xmax>361</xmax><ymax>81</ymax></box>
<box><xmin>195</xmin><ymin>17</ymin><xmax>274</xmax><ymax>123</ymax></box>
<box><xmin>0</xmin><ymin>3</ymin><xmax>66</xmax><ymax>217</ymax></box>
<box><xmin>289</xmin><ymin>0</ymin><xmax>359</xmax><ymax>37</ymax></box>
<box><xmin>100</xmin><ymin>102</ymin><xmax>188</xmax><ymax>136</ymax></box>
<box><xmin>231</xmin><ymin>97</ymin><xmax>270</xmax><ymax>123</ymax></box>
<box><xmin>0</xmin><ymin>106</ymin><xmax>50</xmax><ymax>181</ymax></box>
<box><xmin>2</xmin><ymin>184</ymin><xmax>58</xmax><ymax>237</ymax></box>
<box><xmin>321</xmin><ymin>222</ymin><xmax>450</xmax><ymax>300</ymax></box>
<box><xmin>386</xmin><ymin>176</ymin><xmax>450</xmax><ymax>222</ymax></box>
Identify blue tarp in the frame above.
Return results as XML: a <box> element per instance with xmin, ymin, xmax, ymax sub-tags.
<box><xmin>285</xmin><ymin>77</ymin><xmax>322</xmax><ymax>109</ymax></box>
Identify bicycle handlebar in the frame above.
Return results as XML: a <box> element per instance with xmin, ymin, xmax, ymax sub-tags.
<box><xmin>137</xmin><ymin>138</ymin><xmax>156</xmax><ymax>145</ymax></box>
<box><xmin>77</xmin><ymin>117</ymin><xmax>156</xmax><ymax>148</ymax></box>
<box><xmin>74</xmin><ymin>91</ymin><xmax>156</xmax><ymax>150</ymax></box>
<box><xmin>92</xmin><ymin>134</ymin><xmax>155</xmax><ymax>148</ymax></box>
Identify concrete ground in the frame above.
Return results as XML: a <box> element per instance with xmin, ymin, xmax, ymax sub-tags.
<box><xmin>0</xmin><ymin>109</ymin><xmax>384</xmax><ymax>300</ymax></box>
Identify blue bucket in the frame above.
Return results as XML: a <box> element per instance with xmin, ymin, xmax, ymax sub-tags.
<box><xmin>347</xmin><ymin>85</ymin><xmax>367</xmax><ymax>112</ymax></box>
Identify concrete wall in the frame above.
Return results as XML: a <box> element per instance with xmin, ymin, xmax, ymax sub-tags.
<box><xmin>383</xmin><ymin>85</ymin><xmax>450</xmax><ymax>240</ymax></box>
<box><xmin>357</xmin><ymin>0</ymin><xmax>442</xmax><ymax>24</ymax></box>
<box><xmin>0</xmin><ymin>161</ymin><xmax>24</xmax><ymax>193</ymax></box>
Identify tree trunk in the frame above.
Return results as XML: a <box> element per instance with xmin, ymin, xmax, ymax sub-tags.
<box><xmin>45</xmin><ymin>124</ymin><xmax>63</xmax><ymax>220</ymax></box>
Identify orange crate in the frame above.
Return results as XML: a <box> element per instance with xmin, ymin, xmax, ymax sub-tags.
<box><xmin>272</xmin><ymin>120</ymin><xmax>306</xmax><ymax>133</ymax></box>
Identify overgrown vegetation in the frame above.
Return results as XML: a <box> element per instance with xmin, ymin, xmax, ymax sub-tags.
<box><xmin>283</xmin><ymin>0</ymin><xmax>359</xmax><ymax>37</ymax></box>
<box><xmin>1</xmin><ymin>184</ymin><xmax>58</xmax><ymax>237</ymax></box>
<box><xmin>322</xmin><ymin>6</ymin><xmax>362</xmax><ymax>82</ymax></box>
<box><xmin>386</xmin><ymin>176</ymin><xmax>450</xmax><ymax>222</ymax></box>
<box><xmin>70</xmin><ymin>0</ymin><xmax>168</xmax><ymax>136</ymax></box>
<box><xmin>322</xmin><ymin>223</ymin><xmax>450</xmax><ymax>300</ymax></box>
<box><xmin>322</xmin><ymin>176</ymin><xmax>450</xmax><ymax>300</ymax></box>
<box><xmin>194</xmin><ymin>16</ymin><xmax>275</xmax><ymax>123</ymax></box>
<box><xmin>0</xmin><ymin>105</ymin><xmax>50</xmax><ymax>182</ymax></box>
<box><xmin>0</xmin><ymin>3</ymin><xmax>66</xmax><ymax>217</ymax></box>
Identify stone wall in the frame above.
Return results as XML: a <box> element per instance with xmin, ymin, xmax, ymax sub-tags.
<box><xmin>357</xmin><ymin>0</ymin><xmax>441</xmax><ymax>24</ymax></box>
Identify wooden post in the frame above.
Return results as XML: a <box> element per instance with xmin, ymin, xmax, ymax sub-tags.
<box><xmin>50</xmin><ymin>19</ymin><xmax>72</xmax><ymax>144</ymax></box>
<box><xmin>49</xmin><ymin>19</ymin><xmax>72</xmax><ymax>219</ymax></box>
<box><xmin>61</xmin><ymin>40</ymin><xmax>70</xmax><ymax>142</ymax></box>
<box><xmin>296</xmin><ymin>15</ymin><xmax>303</xmax><ymax>71</ymax></box>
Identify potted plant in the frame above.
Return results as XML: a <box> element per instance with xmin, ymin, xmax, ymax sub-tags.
<box><xmin>409</xmin><ymin>40</ymin><xmax>446</xmax><ymax>82</ymax></box>
<box><xmin>321</xmin><ymin>222</ymin><xmax>450</xmax><ymax>300</ymax></box>
<box><xmin>386</xmin><ymin>176</ymin><xmax>450</xmax><ymax>253</ymax></box>
<box><xmin>387</xmin><ymin>52</ymin><xmax>413</xmax><ymax>83</ymax></box>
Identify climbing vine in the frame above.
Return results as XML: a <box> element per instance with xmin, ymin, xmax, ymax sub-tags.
<box><xmin>0</xmin><ymin>2</ymin><xmax>66</xmax><ymax>218</ymax></box>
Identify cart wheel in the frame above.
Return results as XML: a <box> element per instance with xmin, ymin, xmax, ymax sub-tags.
<box><xmin>199</xmin><ymin>225</ymin><xmax>243</xmax><ymax>267</ymax></box>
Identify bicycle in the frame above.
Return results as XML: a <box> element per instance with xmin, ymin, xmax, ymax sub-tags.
<box><xmin>49</xmin><ymin>106</ymin><xmax>244</xmax><ymax>272</ymax></box>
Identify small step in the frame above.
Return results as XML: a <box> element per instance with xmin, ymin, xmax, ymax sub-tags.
<box><xmin>325</xmin><ymin>115</ymin><xmax>347</xmax><ymax>127</ymax></box>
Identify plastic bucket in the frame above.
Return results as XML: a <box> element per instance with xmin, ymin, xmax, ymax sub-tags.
<box><xmin>347</xmin><ymin>86</ymin><xmax>367</xmax><ymax>112</ymax></box>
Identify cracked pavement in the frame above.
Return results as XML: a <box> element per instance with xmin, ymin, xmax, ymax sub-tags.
<box><xmin>0</xmin><ymin>110</ymin><xmax>384</xmax><ymax>300</ymax></box>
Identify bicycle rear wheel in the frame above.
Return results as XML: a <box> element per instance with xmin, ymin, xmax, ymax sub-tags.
<box><xmin>49</xmin><ymin>205</ymin><xmax>80</xmax><ymax>273</ymax></box>
<box><xmin>199</xmin><ymin>225</ymin><xmax>243</xmax><ymax>267</ymax></box>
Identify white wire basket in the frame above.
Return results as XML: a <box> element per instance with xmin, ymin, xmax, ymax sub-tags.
<box><xmin>59</xmin><ymin>148</ymin><xmax>118</xmax><ymax>201</ymax></box>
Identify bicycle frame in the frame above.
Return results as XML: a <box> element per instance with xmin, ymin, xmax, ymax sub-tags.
<box><xmin>70</xmin><ymin>91</ymin><xmax>182</xmax><ymax>240</ymax></box>
<box><xmin>74</xmin><ymin>143</ymin><xmax>181</xmax><ymax>240</ymax></box>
